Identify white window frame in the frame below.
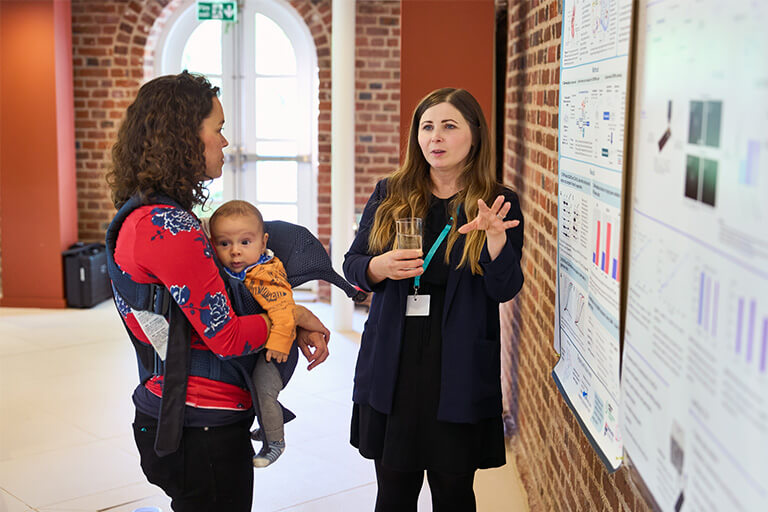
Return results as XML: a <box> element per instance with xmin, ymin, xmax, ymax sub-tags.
<box><xmin>152</xmin><ymin>0</ymin><xmax>318</xmax><ymax>235</ymax></box>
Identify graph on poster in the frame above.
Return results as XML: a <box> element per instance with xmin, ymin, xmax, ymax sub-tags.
<box><xmin>591</xmin><ymin>206</ymin><xmax>620</xmax><ymax>282</ymax></box>
<box><xmin>621</xmin><ymin>0</ymin><xmax>768</xmax><ymax>510</ymax></box>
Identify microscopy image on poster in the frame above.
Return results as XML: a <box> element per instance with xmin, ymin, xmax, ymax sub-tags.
<box><xmin>687</xmin><ymin>100</ymin><xmax>722</xmax><ymax>148</ymax></box>
<box><xmin>554</xmin><ymin>0</ymin><xmax>632</xmax><ymax>471</ymax></box>
<box><xmin>684</xmin><ymin>155</ymin><xmax>718</xmax><ymax>207</ymax></box>
<box><xmin>621</xmin><ymin>1</ymin><xmax>768</xmax><ymax>510</ymax></box>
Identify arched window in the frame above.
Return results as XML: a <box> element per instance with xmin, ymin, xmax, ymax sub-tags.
<box><xmin>154</xmin><ymin>0</ymin><xmax>318</xmax><ymax>232</ymax></box>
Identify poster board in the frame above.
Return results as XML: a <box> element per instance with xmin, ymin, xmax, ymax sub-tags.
<box><xmin>553</xmin><ymin>0</ymin><xmax>634</xmax><ymax>471</ymax></box>
<box><xmin>620</xmin><ymin>0</ymin><xmax>768</xmax><ymax>510</ymax></box>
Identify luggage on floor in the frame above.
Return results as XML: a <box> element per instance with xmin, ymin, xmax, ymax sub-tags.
<box><xmin>62</xmin><ymin>242</ymin><xmax>112</xmax><ymax>308</ymax></box>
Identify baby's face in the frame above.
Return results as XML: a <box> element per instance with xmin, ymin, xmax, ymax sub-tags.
<box><xmin>211</xmin><ymin>214</ymin><xmax>268</xmax><ymax>273</ymax></box>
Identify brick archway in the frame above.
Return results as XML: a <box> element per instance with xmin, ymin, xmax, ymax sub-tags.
<box><xmin>72</xmin><ymin>0</ymin><xmax>333</xmax><ymax>244</ymax></box>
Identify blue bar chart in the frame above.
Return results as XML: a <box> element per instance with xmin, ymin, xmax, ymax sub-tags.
<box><xmin>697</xmin><ymin>271</ymin><xmax>719</xmax><ymax>336</ymax></box>
<box><xmin>734</xmin><ymin>296</ymin><xmax>767</xmax><ymax>374</ymax></box>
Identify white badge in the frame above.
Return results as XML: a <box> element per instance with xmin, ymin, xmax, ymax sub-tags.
<box><xmin>405</xmin><ymin>294</ymin><xmax>430</xmax><ymax>316</ymax></box>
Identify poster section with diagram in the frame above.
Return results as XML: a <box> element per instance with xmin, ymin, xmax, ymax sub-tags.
<box><xmin>553</xmin><ymin>0</ymin><xmax>632</xmax><ymax>471</ymax></box>
<box><xmin>621</xmin><ymin>1</ymin><xmax>768</xmax><ymax>510</ymax></box>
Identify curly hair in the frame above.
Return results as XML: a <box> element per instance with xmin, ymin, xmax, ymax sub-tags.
<box><xmin>368</xmin><ymin>88</ymin><xmax>496</xmax><ymax>275</ymax></box>
<box><xmin>107</xmin><ymin>71</ymin><xmax>220</xmax><ymax>211</ymax></box>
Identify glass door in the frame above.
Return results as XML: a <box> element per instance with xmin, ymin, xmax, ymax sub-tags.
<box><xmin>158</xmin><ymin>0</ymin><xmax>317</xmax><ymax>234</ymax></box>
<box><xmin>238</xmin><ymin>2</ymin><xmax>316</xmax><ymax>227</ymax></box>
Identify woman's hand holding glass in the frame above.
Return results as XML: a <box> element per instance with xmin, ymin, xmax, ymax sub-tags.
<box><xmin>366</xmin><ymin>249</ymin><xmax>424</xmax><ymax>286</ymax></box>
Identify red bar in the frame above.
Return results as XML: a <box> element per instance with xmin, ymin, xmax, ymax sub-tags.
<box><xmin>595</xmin><ymin>220</ymin><xmax>601</xmax><ymax>268</ymax></box>
<box><xmin>605</xmin><ymin>223</ymin><xmax>611</xmax><ymax>275</ymax></box>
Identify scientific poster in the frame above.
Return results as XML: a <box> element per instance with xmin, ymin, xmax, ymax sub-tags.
<box><xmin>553</xmin><ymin>0</ymin><xmax>633</xmax><ymax>471</ymax></box>
<box><xmin>621</xmin><ymin>0</ymin><xmax>768</xmax><ymax>510</ymax></box>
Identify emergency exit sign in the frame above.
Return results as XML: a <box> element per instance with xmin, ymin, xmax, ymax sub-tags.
<box><xmin>197</xmin><ymin>1</ymin><xmax>237</xmax><ymax>22</ymax></box>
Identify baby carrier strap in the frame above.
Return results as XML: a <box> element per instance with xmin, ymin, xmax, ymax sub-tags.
<box><xmin>105</xmin><ymin>195</ymin><xmax>178</xmax><ymax>380</ymax></box>
<box><xmin>106</xmin><ymin>195</ymin><xmax>198</xmax><ymax>456</ymax></box>
<box><xmin>154</xmin><ymin>299</ymin><xmax>190</xmax><ymax>456</ymax></box>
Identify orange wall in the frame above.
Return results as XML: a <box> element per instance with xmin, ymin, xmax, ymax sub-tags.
<box><xmin>399</xmin><ymin>0</ymin><xmax>495</xmax><ymax>146</ymax></box>
<box><xmin>0</xmin><ymin>1</ymin><xmax>78</xmax><ymax>308</ymax></box>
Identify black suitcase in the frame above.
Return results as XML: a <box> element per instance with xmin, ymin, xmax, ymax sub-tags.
<box><xmin>62</xmin><ymin>242</ymin><xmax>112</xmax><ymax>308</ymax></box>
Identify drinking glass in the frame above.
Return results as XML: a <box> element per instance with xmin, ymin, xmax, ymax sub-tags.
<box><xmin>396</xmin><ymin>217</ymin><xmax>423</xmax><ymax>251</ymax></box>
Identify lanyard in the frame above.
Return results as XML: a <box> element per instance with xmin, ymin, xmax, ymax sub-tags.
<box><xmin>413</xmin><ymin>215</ymin><xmax>453</xmax><ymax>294</ymax></box>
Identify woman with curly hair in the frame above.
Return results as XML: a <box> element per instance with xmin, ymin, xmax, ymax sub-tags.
<box><xmin>343</xmin><ymin>88</ymin><xmax>524</xmax><ymax>511</ymax></box>
<box><xmin>107</xmin><ymin>71</ymin><xmax>329</xmax><ymax>511</ymax></box>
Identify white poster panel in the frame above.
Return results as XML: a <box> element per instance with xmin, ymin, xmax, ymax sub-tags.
<box><xmin>554</xmin><ymin>0</ymin><xmax>633</xmax><ymax>471</ymax></box>
<box><xmin>621</xmin><ymin>0</ymin><xmax>768</xmax><ymax>510</ymax></box>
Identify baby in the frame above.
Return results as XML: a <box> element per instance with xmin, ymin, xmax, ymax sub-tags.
<box><xmin>209</xmin><ymin>200</ymin><xmax>295</xmax><ymax>468</ymax></box>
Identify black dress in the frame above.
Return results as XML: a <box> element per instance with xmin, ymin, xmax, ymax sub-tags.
<box><xmin>351</xmin><ymin>195</ymin><xmax>505</xmax><ymax>473</ymax></box>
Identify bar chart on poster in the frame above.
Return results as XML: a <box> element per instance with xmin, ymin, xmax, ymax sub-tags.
<box><xmin>621</xmin><ymin>0</ymin><xmax>768</xmax><ymax>510</ymax></box>
<box><xmin>554</xmin><ymin>0</ymin><xmax>632</xmax><ymax>471</ymax></box>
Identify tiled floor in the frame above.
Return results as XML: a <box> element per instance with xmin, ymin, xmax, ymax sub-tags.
<box><xmin>0</xmin><ymin>299</ymin><xmax>528</xmax><ymax>511</ymax></box>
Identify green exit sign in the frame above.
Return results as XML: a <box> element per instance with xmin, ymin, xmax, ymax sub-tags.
<box><xmin>197</xmin><ymin>1</ymin><xmax>237</xmax><ymax>22</ymax></box>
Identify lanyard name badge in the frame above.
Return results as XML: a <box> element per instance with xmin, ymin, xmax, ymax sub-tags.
<box><xmin>405</xmin><ymin>215</ymin><xmax>453</xmax><ymax>317</ymax></box>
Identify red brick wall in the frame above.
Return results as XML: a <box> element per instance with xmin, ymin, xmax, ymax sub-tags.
<box><xmin>500</xmin><ymin>1</ymin><xmax>652</xmax><ymax>511</ymax></box>
<box><xmin>71</xmin><ymin>0</ymin><xmax>133</xmax><ymax>241</ymax></box>
<box><xmin>354</xmin><ymin>1</ymin><xmax>401</xmax><ymax>212</ymax></box>
<box><xmin>70</xmin><ymin>0</ymin><xmax>399</xmax><ymax>260</ymax></box>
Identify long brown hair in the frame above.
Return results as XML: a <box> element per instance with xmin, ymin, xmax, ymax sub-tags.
<box><xmin>368</xmin><ymin>88</ymin><xmax>497</xmax><ymax>274</ymax></box>
<box><xmin>107</xmin><ymin>71</ymin><xmax>220</xmax><ymax>210</ymax></box>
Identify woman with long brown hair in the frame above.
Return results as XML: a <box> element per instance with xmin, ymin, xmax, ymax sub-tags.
<box><xmin>107</xmin><ymin>71</ymin><xmax>329</xmax><ymax>511</ymax></box>
<box><xmin>344</xmin><ymin>88</ymin><xmax>524</xmax><ymax>511</ymax></box>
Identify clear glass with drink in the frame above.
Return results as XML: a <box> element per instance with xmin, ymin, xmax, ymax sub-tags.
<box><xmin>396</xmin><ymin>217</ymin><xmax>423</xmax><ymax>251</ymax></box>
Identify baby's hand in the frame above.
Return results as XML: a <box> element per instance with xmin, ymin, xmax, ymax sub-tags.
<box><xmin>265</xmin><ymin>349</ymin><xmax>289</xmax><ymax>364</ymax></box>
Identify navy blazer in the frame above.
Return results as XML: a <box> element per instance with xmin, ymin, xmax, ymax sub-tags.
<box><xmin>343</xmin><ymin>179</ymin><xmax>524</xmax><ymax>423</ymax></box>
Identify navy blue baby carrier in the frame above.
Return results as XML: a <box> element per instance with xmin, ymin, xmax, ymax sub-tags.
<box><xmin>106</xmin><ymin>195</ymin><xmax>365</xmax><ymax>457</ymax></box>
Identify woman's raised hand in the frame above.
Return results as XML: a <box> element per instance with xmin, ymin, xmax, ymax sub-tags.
<box><xmin>366</xmin><ymin>249</ymin><xmax>424</xmax><ymax>285</ymax></box>
<box><xmin>458</xmin><ymin>195</ymin><xmax>520</xmax><ymax>236</ymax></box>
<box><xmin>458</xmin><ymin>195</ymin><xmax>520</xmax><ymax>261</ymax></box>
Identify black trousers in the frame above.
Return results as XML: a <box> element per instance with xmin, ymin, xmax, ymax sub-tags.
<box><xmin>133</xmin><ymin>411</ymin><xmax>255</xmax><ymax>512</ymax></box>
<box><xmin>374</xmin><ymin>459</ymin><xmax>477</xmax><ymax>512</ymax></box>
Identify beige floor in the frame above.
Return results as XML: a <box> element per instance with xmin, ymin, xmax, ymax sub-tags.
<box><xmin>0</xmin><ymin>299</ymin><xmax>528</xmax><ymax>512</ymax></box>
